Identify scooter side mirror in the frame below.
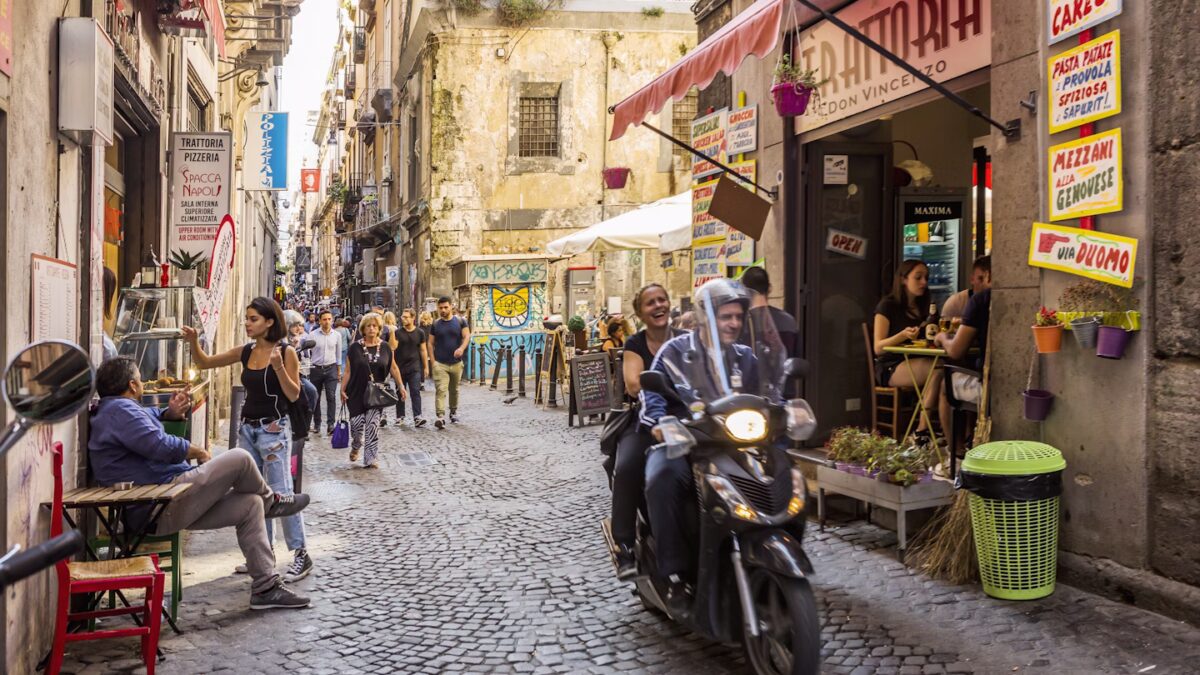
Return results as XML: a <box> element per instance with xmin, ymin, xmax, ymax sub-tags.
<box><xmin>0</xmin><ymin>341</ymin><xmax>95</xmax><ymax>458</ymax></box>
<box><xmin>784</xmin><ymin>358</ymin><xmax>809</xmax><ymax>380</ymax></box>
<box><xmin>639</xmin><ymin>371</ymin><xmax>672</xmax><ymax>396</ymax></box>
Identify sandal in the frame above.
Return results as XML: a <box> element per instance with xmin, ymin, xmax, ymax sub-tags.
<box><xmin>349</xmin><ymin>448</ymin><xmax>360</xmax><ymax>462</ymax></box>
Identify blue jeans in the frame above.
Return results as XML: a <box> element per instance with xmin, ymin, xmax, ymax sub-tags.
<box><xmin>239</xmin><ymin>418</ymin><xmax>306</xmax><ymax>551</ymax></box>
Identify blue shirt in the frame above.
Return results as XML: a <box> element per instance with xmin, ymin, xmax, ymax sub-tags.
<box><xmin>430</xmin><ymin>316</ymin><xmax>467</xmax><ymax>365</ymax></box>
<box><xmin>89</xmin><ymin>397</ymin><xmax>192</xmax><ymax>486</ymax></box>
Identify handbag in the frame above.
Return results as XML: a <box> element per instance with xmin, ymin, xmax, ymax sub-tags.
<box><xmin>364</xmin><ymin>370</ymin><xmax>400</xmax><ymax>409</ymax></box>
<box><xmin>600</xmin><ymin>404</ymin><xmax>637</xmax><ymax>457</ymax></box>
<box><xmin>331</xmin><ymin>404</ymin><xmax>351</xmax><ymax>449</ymax></box>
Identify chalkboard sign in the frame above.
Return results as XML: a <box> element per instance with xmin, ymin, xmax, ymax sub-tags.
<box><xmin>570</xmin><ymin>352</ymin><xmax>614</xmax><ymax>417</ymax></box>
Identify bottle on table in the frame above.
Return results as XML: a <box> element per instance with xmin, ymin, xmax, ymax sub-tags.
<box><xmin>924</xmin><ymin>302</ymin><xmax>938</xmax><ymax>341</ymax></box>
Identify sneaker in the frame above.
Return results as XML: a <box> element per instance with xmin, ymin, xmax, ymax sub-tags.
<box><xmin>665</xmin><ymin>574</ymin><xmax>691</xmax><ymax>619</ymax></box>
<box><xmin>349</xmin><ymin>448</ymin><xmax>360</xmax><ymax>462</ymax></box>
<box><xmin>615</xmin><ymin>546</ymin><xmax>637</xmax><ymax>581</ymax></box>
<box><xmin>265</xmin><ymin>493</ymin><xmax>311</xmax><ymax>519</ymax></box>
<box><xmin>283</xmin><ymin>549</ymin><xmax>313</xmax><ymax>583</ymax></box>
<box><xmin>325</xmin><ymin>427</ymin><xmax>334</xmax><ymax>436</ymax></box>
<box><xmin>414</xmin><ymin>417</ymin><xmax>428</xmax><ymax>429</ymax></box>
<box><xmin>250</xmin><ymin>582</ymin><xmax>311</xmax><ymax>610</ymax></box>
<box><xmin>434</xmin><ymin>417</ymin><xmax>445</xmax><ymax>430</ymax></box>
<box><xmin>234</xmin><ymin>563</ymin><xmax>248</xmax><ymax>574</ymax></box>
<box><xmin>449</xmin><ymin>412</ymin><xmax>459</xmax><ymax>424</ymax></box>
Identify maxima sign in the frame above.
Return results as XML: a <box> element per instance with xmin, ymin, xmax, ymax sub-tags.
<box><xmin>795</xmin><ymin>0</ymin><xmax>992</xmax><ymax>134</ymax></box>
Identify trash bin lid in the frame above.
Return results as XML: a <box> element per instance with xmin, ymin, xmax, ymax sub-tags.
<box><xmin>961</xmin><ymin>441</ymin><xmax>1065</xmax><ymax>476</ymax></box>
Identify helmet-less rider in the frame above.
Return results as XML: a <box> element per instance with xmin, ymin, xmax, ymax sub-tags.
<box><xmin>640</xmin><ymin>279</ymin><xmax>776</xmax><ymax>604</ymax></box>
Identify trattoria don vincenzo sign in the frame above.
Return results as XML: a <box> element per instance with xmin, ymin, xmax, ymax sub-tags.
<box><xmin>1028</xmin><ymin>221</ymin><xmax>1136</xmax><ymax>288</ymax></box>
<box><xmin>1048</xmin><ymin>30</ymin><xmax>1120</xmax><ymax>134</ymax></box>
<box><xmin>794</xmin><ymin>0</ymin><xmax>990</xmax><ymax>134</ymax></box>
<box><xmin>1048</xmin><ymin>128</ymin><xmax>1122</xmax><ymax>221</ymax></box>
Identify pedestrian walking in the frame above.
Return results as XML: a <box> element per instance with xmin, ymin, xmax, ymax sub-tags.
<box><xmin>284</xmin><ymin>311</ymin><xmax>319</xmax><ymax>415</ymax></box>
<box><xmin>306</xmin><ymin>310</ymin><xmax>344</xmax><ymax>435</ymax></box>
<box><xmin>380</xmin><ymin>311</ymin><xmax>400</xmax><ymax>427</ymax></box>
<box><xmin>393</xmin><ymin>308</ymin><xmax>430</xmax><ymax>428</ymax></box>
<box><xmin>182</xmin><ymin>297</ymin><xmax>315</xmax><ymax>583</ymax></box>
<box><xmin>340</xmin><ymin>313</ymin><xmax>407</xmax><ymax>468</ymax></box>
<box><xmin>419</xmin><ymin>311</ymin><xmax>435</xmax><ymax>391</ymax></box>
<box><xmin>335</xmin><ymin>319</ymin><xmax>353</xmax><ymax>372</ymax></box>
<box><xmin>427</xmin><ymin>297</ymin><xmax>470</xmax><ymax>429</ymax></box>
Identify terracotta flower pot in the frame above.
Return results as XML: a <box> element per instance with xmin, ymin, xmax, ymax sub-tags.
<box><xmin>1032</xmin><ymin>324</ymin><xmax>1064</xmax><ymax>353</ymax></box>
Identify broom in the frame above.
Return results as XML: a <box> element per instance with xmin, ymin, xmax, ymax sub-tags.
<box><xmin>906</xmin><ymin>338</ymin><xmax>992</xmax><ymax>583</ymax></box>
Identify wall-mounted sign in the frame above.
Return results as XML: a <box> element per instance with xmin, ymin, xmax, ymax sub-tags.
<box><xmin>300</xmin><ymin>168</ymin><xmax>321</xmax><ymax>193</ymax></box>
<box><xmin>690</xmin><ymin>109</ymin><xmax>727</xmax><ymax>180</ymax></box>
<box><xmin>692</xmin><ymin>240</ymin><xmax>726</xmax><ymax>289</ymax></box>
<box><xmin>1049</xmin><ymin>30</ymin><xmax>1121</xmax><ymax>134</ymax></box>
<box><xmin>31</xmin><ymin>255</ymin><xmax>78</xmax><ymax>341</ymax></box>
<box><xmin>294</xmin><ymin>246</ymin><xmax>311</xmax><ymax>271</ymax></box>
<box><xmin>825</xmin><ymin>229</ymin><xmax>868</xmax><ymax>260</ymax></box>
<box><xmin>1048</xmin><ymin>0</ymin><xmax>1123</xmax><ymax>45</ymax></box>
<box><xmin>903</xmin><ymin>201</ymin><xmax>964</xmax><ymax>224</ymax></box>
<box><xmin>194</xmin><ymin>215</ymin><xmax>238</xmax><ymax>341</ymax></box>
<box><xmin>823</xmin><ymin>155</ymin><xmax>848</xmax><ymax>185</ymax></box>
<box><xmin>58</xmin><ymin>18</ymin><xmax>114</xmax><ymax>145</ymax></box>
<box><xmin>243</xmin><ymin>111</ymin><xmax>288</xmax><ymax>190</ymax></box>
<box><xmin>691</xmin><ymin>179</ymin><xmax>724</xmax><ymax>243</ymax></box>
<box><xmin>1049</xmin><ymin>128</ymin><xmax>1122</xmax><ymax>221</ymax></box>
<box><xmin>726</xmin><ymin>105</ymin><xmax>758</xmax><ymax>159</ymax></box>
<box><xmin>1028</xmin><ymin>221</ymin><xmax>1136</xmax><ymax>288</ymax></box>
<box><xmin>796</xmin><ymin>0</ymin><xmax>990</xmax><ymax>134</ymax></box>
<box><xmin>0</xmin><ymin>0</ymin><xmax>13</xmax><ymax>77</ymax></box>
<box><xmin>385</xmin><ymin>265</ymin><xmax>400</xmax><ymax>286</ymax></box>
<box><xmin>168</xmin><ymin>131</ymin><xmax>233</xmax><ymax>260</ymax></box>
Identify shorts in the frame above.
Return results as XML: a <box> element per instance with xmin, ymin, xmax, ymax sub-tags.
<box><xmin>951</xmin><ymin>372</ymin><xmax>982</xmax><ymax>405</ymax></box>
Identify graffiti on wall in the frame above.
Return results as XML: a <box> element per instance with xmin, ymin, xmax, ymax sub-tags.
<box><xmin>470</xmin><ymin>331</ymin><xmax>546</xmax><ymax>373</ymax></box>
<box><xmin>468</xmin><ymin>261</ymin><xmax>548</xmax><ymax>284</ymax></box>
<box><xmin>472</xmin><ymin>283</ymin><xmax>547</xmax><ymax>333</ymax></box>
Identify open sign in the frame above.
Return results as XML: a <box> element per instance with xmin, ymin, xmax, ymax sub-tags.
<box><xmin>826</xmin><ymin>229</ymin><xmax>867</xmax><ymax>260</ymax></box>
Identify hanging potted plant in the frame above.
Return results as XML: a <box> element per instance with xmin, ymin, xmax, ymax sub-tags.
<box><xmin>1057</xmin><ymin>279</ymin><xmax>1141</xmax><ymax>352</ymax></box>
<box><xmin>771</xmin><ymin>54</ymin><xmax>826</xmax><ymax>117</ymax></box>
<box><xmin>1031</xmin><ymin>306</ymin><xmax>1064</xmax><ymax>354</ymax></box>
<box><xmin>602</xmin><ymin>168</ymin><xmax>631</xmax><ymax>189</ymax></box>
<box><xmin>1096</xmin><ymin>309</ymin><xmax>1138</xmax><ymax>360</ymax></box>
<box><xmin>1021</xmin><ymin>351</ymin><xmax>1054</xmax><ymax>421</ymax></box>
<box><xmin>168</xmin><ymin>249</ymin><xmax>207</xmax><ymax>287</ymax></box>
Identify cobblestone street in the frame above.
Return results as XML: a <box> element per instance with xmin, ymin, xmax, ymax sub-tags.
<box><xmin>60</xmin><ymin>386</ymin><xmax>1200</xmax><ymax>675</ymax></box>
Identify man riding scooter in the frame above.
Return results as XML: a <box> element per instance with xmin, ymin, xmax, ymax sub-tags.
<box><xmin>640</xmin><ymin>279</ymin><xmax>775</xmax><ymax>609</ymax></box>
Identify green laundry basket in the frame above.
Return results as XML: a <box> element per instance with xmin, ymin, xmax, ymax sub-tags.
<box><xmin>959</xmin><ymin>441</ymin><xmax>1066</xmax><ymax>600</ymax></box>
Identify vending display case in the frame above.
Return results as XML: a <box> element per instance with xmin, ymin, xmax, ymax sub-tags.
<box><xmin>112</xmin><ymin>287</ymin><xmax>209</xmax><ymax>444</ymax></box>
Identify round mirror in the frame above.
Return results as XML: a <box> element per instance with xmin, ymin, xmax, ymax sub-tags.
<box><xmin>2</xmin><ymin>341</ymin><xmax>95</xmax><ymax>424</ymax></box>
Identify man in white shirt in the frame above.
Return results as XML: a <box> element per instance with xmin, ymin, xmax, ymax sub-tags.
<box><xmin>306</xmin><ymin>310</ymin><xmax>345</xmax><ymax>434</ymax></box>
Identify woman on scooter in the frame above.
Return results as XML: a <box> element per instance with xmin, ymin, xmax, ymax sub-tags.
<box><xmin>609</xmin><ymin>283</ymin><xmax>683</xmax><ymax>580</ymax></box>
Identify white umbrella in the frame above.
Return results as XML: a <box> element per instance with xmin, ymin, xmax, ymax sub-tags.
<box><xmin>546</xmin><ymin>191</ymin><xmax>692</xmax><ymax>256</ymax></box>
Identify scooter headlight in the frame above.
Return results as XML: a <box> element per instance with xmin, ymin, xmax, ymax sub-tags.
<box><xmin>723</xmin><ymin>409</ymin><xmax>767</xmax><ymax>443</ymax></box>
<box><xmin>706</xmin><ymin>475</ymin><xmax>760</xmax><ymax>523</ymax></box>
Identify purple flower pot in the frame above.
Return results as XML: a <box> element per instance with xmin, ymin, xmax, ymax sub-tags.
<box><xmin>849</xmin><ymin>465</ymin><xmax>868</xmax><ymax>476</ymax></box>
<box><xmin>602</xmin><ymin>167</ymin><xmax>630</xmax><ymax>189</ymax></box>
<box><xmin>835</xmin><ymin>462</ymin><xmax>852</xmax><ymax>473</ymax></box>
<box><xmin>917</xmin><ymin>472</ymin><xmax>934</xmax><ymax>484</ymax></box>
<box><xmin>771</xmin><ymin>82</ymin><xmax>813</xmax><ymax>117</ymax></box>
<box><xmin>1022</xmin><ymin>389</ymin><xmax>1055</xmax><ymax>421</ymax></box>
<box><xmin>1096</xmin><ymin>325</ymin><xmax>1133</xmax><ymax>359</ymax></box>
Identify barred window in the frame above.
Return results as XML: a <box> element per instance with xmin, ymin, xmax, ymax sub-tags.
<box><xmin>671</xmin><ymin>89</ymin><xmax>699</xmax><ymax>159</ymax></box>
<box><xmin>518</xmin><ymin>95</ymin><xmax>560</xmax><ymax>158</ymax></box>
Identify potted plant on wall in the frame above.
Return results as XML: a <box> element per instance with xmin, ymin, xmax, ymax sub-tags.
<box><xmin>1021</xmin><ymin>351</ymin><xmax>1054</xmax><ymax>421</ymax></box>
<box><xmin>1032</xmin><ymin>306</ymin><xmax>1064</xmax><ymax>354</ymax></box>
<box><xmin>567</xmin><ymin>315</ymin><xmax>587</xmax><ymax>349</ymax></box>
<box><xmin>602</xmin><ymin>168</ymin><xmax>631</xmax><ymax>190</ymax></box>
<box><xmin>771</xmin><ymin>54</ymin><xmax>826</xmax><ymax>117</ymax></box>
<box><xmin>168</xmin><ymin>249</ymin><xmax>206</xmax><ymax>287</ymax></box>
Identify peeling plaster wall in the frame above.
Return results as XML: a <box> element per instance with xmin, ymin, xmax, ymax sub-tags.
<box><xmin>420</xmin><ymin>17</ymin><xmax>694</xmax><ymax>304</ymax></box>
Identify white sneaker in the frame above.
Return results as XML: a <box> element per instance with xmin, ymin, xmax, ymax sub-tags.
<box><xmin>283</xmin><ymin>549</ymin><xmax>313</xmax><ymax>583</ymax></box>
<box><xmin>234</xmin><ymin>563</ymin><xmax>248</xmax><ymax>574</ymax></box>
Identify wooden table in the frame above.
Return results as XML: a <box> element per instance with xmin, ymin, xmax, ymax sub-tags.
<box><xmin>48</xmin><ymin>483</ymin><xmax>192</xmax><ymax>635</ymax></box>
<box><xmin>816</xmin><ymin>465</ymin><xmax>955</xmax><ymax>560</ymax></box>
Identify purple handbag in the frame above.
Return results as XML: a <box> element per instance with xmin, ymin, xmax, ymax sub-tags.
<box><xmin>331</xmin><ymin>404</ymin><xmax>351</xmax><ymax>449</ymax></box>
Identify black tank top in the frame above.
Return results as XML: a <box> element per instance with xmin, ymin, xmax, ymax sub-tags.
<box><xmin>240</xmin><ymin>343</ymin><xmax>291</xmax><ymax>421</ymax></box>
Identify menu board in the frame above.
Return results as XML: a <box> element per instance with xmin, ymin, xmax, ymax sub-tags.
<box><xmin>31</xmin><ymin>255</ymin><xmax>78</xmax><ymax>341</ymax></box>
<box><xmin>570</xmin><ymin>352</ymin><xmax>614</xmax><ymax>417</ymax></box>
<box><xmin>1048</xmin><ymin>30</ymin><xmax>1121</xmax><ymax>134</ymax></box>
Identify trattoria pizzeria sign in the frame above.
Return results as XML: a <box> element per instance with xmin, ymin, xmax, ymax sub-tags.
<box><xmin>168</xmin><ymin>132</ymin><xmax>232</xmax><ymax>260</ymax></box>
<box><xmin>1048</xmin><ymin>128</ymin><xmax>1122</xmax><ymax>221</ymax></box>
<box><xmin>1028</xmin><ymin>221</ymin><xmax>1136</xmax><ymax>288</ymax></box>
<box><xmin>795</xmin><ymin>0</ymin><xmax>990</xmax><ymax>134</ymax></box>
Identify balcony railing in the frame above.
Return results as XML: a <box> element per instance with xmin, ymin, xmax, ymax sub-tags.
<box><xmin>353</xmin><ymin>27</ymin><xmax>366</xmax><ymax>64</ymax></box>
<box><xmin>370</xmin><ymin>60</ymin><xmax>393</xmax><ymax>122</ymax></box>
<box><xmin>344</xmin><ymin>65</ymin><xmax>357</xmax><ymax>97</ymax></box>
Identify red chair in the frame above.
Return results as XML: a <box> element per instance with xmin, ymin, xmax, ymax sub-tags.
<box><xmin>46</xmin><ymin>442</ymin><xmax>165</xmax><ymax>675</ymax></box>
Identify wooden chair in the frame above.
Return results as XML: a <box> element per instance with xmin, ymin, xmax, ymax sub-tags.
<box><xmin>91</xmin><ymin>531</ymin><xmax>182</xmax><ymax>624</ymax></box>
<box><xmin>47</xmin><ymin>443</ymin><xmax>165</xmax><ymax>675</ymax></box>
<box><xmin>860</xmin><ymin>323</ymin><xmax>913</xmax><ymax>439</ymax></box>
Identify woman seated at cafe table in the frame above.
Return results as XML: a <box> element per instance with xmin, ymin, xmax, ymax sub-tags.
<box><xmin>873</xmin><ymin>259</ymin><xmax>943</xmax><ymax>442</ymax></box>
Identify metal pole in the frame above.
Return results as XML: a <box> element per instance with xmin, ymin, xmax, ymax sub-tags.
<box><xmin>490</xmin><ymin>347</ymin><xmax>504</xmax><ymax>391</ymax></box>
<box><xmin>479</xmin><ymin>344</ymin><xmax>488</xmax><ymax>386</ymax></box>
<box><xmin>518</xmin><ymin>345</ymin><xmax>527</xmax><ymax>397</ymax></box>
<box><xmin>547</xmin><ymin>347</ymin><xmax>559</xmax><ymax>408</ymax></box>
<box><xmin>228</xmin><ymin>384</ymin><xmax>245</xmax><ymax>451</ymax></box>
<box><xmin>504</xmin><ymin>345</ymin><xmax>515</xmax><ymax>395</ymax></box>
<box><xmin>534</xmin><ymin>350</ymin><xmax>543</xmax><ymax>404</ymax></box>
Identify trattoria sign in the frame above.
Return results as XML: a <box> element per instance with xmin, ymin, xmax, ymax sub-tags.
<box><xmin>1028</xmin><ymin>221</ymin><xmax>1136</xmax><ymax>288</ymax></box>
<box><xmin>168</xmin><ymin>131</ymin><xmax>233</xmax><ymax>260</ymax></box>
<box><xmin>1048</xmin><ymin>30</ymin><xmax>1120</xmax><ymax>134</ymax></box>
<box><xmin>1049</xmin><ymin>128</ymin><xmax>1122</xmax><ymax>221</ymax></box>
<box><xmin>1048</xmin><ymin>0</ymin><xmax>1122</xmax><ymax>45</ymax></box>
<box><xmin>795</xmin><ymin>0</ymin><xmax>990</xmax><ymax>134</ymax></box>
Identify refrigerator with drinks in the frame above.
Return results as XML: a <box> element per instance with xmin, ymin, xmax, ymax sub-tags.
<box><xmin>897</xmin><ymin>189</ymin><xmax>974</xmax><ymax>309</ymax></box>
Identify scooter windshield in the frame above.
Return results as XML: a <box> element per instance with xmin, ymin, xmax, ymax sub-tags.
<box><xmin>657</xmin><ymin>288</ymin><xmax>787</xmax><ymax>405</ymax></box>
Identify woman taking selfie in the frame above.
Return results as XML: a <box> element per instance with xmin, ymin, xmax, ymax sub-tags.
<box><xmin>182</xmin><ymin>297</ymin><xmax>315</xmax><ymax>583</ymax></box>
<box><xmin>340</xmin><ymin>313</ymin><xmax>407</xmax><ymax>468</ymax></box>
<box><xmin>873</xmin><ymin>259</ymin><xmax>942</xmax><ymax>440</ymax></box>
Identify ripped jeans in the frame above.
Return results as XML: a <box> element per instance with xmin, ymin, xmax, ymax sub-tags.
<box><xmin>239</xmin><ymin>417</ymin><xmax>307</xmax><ymax>551</ymax></box>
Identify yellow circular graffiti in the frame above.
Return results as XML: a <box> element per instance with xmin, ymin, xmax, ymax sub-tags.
<box><xmin>492</xmin><ymin>286</ymin><xmax>530</xmax><ymax>329</ymax></box>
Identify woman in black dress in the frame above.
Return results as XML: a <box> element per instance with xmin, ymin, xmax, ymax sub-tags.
<box><xmin>339</xmin><ymin>313</ymin><xmax>406</xmax><ymax>468</ymax></box>
<box><xmin>873</xmin><ymin>259</ymin><xmax>941</xmax><ymax>437</ymax></box>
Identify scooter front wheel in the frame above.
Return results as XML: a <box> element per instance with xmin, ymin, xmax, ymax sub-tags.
<box><xmin>742</xmin><ymin>570</ymin><xmax>820</xmax><ymax>675</ymax></box>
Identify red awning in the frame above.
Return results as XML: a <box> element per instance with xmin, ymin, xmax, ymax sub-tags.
<box><xmin>157</xmin><ymin>0</ymin><xmax>227</xmax><ymax>57</ymax></box>
<box><xmin>609</xmin><ymin>0</ymin><xmax>842</xmax><ymax>141</ymax></box>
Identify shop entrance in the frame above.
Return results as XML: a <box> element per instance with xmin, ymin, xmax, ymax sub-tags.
<box><xmin>802</xmin><ymin>142</ymin><xmax>893</xmax><ymax>438</ymax></box>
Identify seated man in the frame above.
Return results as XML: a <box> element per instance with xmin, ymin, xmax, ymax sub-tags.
<box><xmin>89</xmin><ymin>357</ymin><xmax>312</xmax><ymax>610</ymax></box>
<box><xmin>934</xmin><ymin>286</ymin><xmax>991</xmax><ymax>435</ymax></box>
